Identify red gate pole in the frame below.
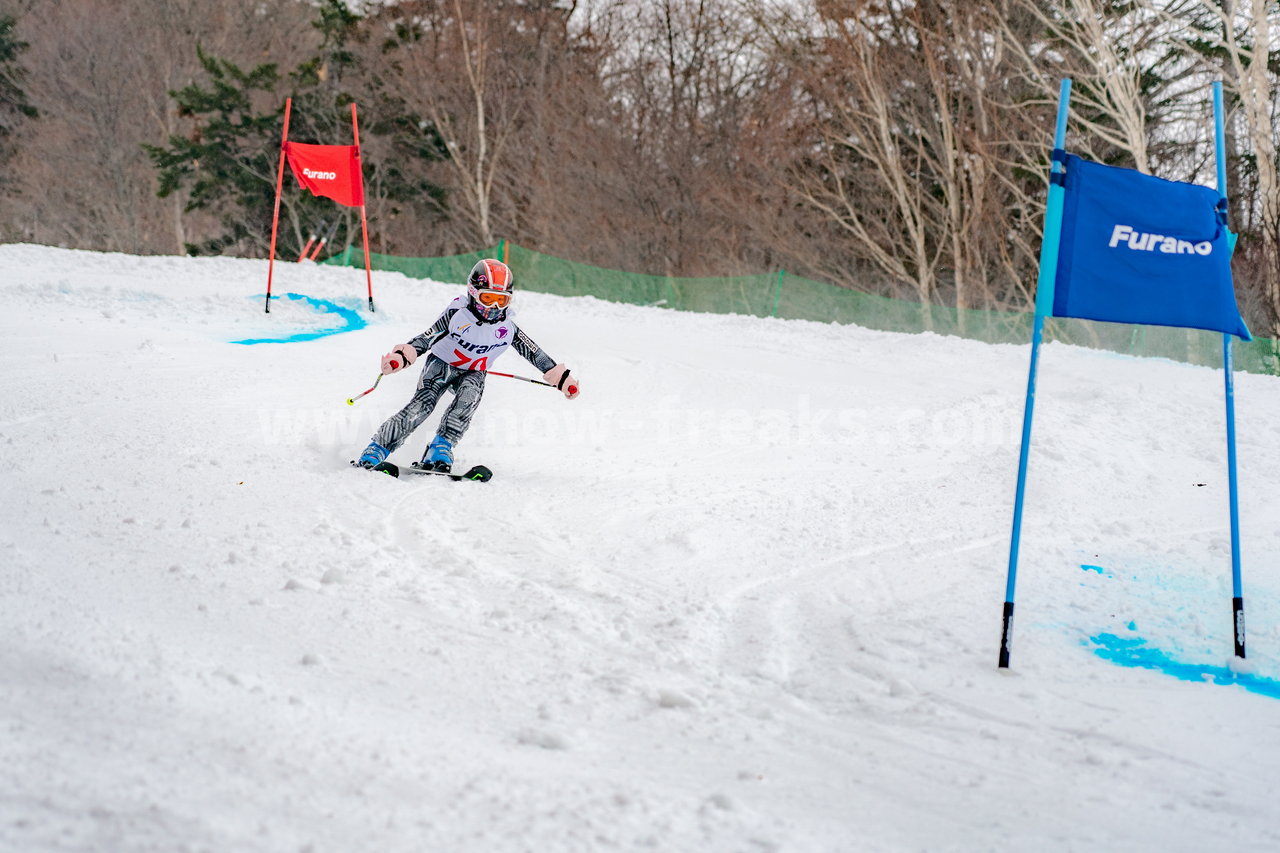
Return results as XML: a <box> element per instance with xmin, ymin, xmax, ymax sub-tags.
<box><xmin>351</xmin><ymin>102</ymin><xmax>375</xmax><ymax>312</ymax></box>
<box><xmin>297</xmin><ymin>219</ymin><xmax>324</xmax><ymax>262</ymax></box>
<box><xmin>307</xmin><ymin>218</ymin><xmax>340</xmax><ymax>261</ymax></box>
<box><xmin>265</xmin><ymin>97</ymin><xmax>293</xmax><ymax>313</ymax></box>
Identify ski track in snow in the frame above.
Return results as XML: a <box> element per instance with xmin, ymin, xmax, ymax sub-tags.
<box><xmin>2</xmin><ymin>244</ymin><xmax>1280</xmax><ymax>852</ymax></box>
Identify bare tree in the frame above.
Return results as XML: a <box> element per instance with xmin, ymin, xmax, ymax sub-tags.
<box><xmin>1207</xmin><ymin>0</ymin><xmax>1278</xmax><ymax>333</ymax></box>
<box><xmin>1129</xmin><ymin>0</ymin><xmax>1280</xmax><ymax>335</ymax></box>
<box><xmin>496</xmin><ymin>2</ymin><xmax>635</xmax><ymax>265</ymax></box>
<box><xmin>998</xmin><ymin>0</ymin><xmax>1189</xmax><ymax>173</ymax></box>
<box><xmin>3</xmin><ymin>0</ymin><xmax>1265</xmax><ymax>335</ymax></box>
<box><xmin>562</xmin><ymin>0</ymin><xmax>787</xmax><ymax>275</ymax></box>
<box><xmin>436</xmin><ymin>0</ymin><xmax>504</xmax><ymax>247</ymax></box>
<box><xmin>753</xmin><ymin>0</ymin><xmax>1048</xmax><ymax>316</ymax></box>
<box><xmin>0</xmin><ymin>0</ymin><xmax>313</xmax><ymax>253</ymax></box>
<box><xmin>811</xmin><ymin>15</ymin><xmax>938</xmax><ymax>304</ymax></box>
<box><xmin>368</xmin><ymin>0</ymin><xmax>537</xmax><ymax>251</ymax></box>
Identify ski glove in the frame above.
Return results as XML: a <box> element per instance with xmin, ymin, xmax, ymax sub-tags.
<box><xmin>381</xmin><ymin>343</ymin><xmax>418</xmax><ymax>375</ymax></box>
<box><xmin>543</xmin><ymin>363</ymin><xmax>580</xmax><ymax>399</ymax></box>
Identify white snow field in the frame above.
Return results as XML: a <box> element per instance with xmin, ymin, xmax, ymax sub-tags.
<box><xmin>2</xmin><ymin>243</ymin><xmax>1280</xmax><ymax>853</ymax></box>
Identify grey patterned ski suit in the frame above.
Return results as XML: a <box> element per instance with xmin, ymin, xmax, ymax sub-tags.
<box><xmin>368</xmin><ymin>296</ymin><xmax>556</xmax><ymax>457</ymax></box>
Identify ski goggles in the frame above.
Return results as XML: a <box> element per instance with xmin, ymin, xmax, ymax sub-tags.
<box><xmin>476</xmin><ymin>290</ymin><xmax>511</xmax><ymax>307</ymax></box>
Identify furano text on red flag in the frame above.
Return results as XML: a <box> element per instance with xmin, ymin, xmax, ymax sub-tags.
<box><xmin>285</xmin><ymin>142</ymin><xmax>364</xmax><ymax>207</ymax></box>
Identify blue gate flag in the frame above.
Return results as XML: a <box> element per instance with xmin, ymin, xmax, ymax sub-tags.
<box><xmin>1052</xmin><ymin>154</ymin><xmax>1251</xmax><ymax>340</ymax></box>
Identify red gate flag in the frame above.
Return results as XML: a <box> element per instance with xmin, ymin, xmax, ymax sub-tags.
<box><xmin>285</xmin><ymin>142</ymin><xmax>364</xmax><ymax>207</ymax></box>
<box><xmin>266</xmin><ymin>100</ymin><xmax>375</xmax><ymax>313</ymax></box>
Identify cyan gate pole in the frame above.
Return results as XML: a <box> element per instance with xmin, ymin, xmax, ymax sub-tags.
<box><xmin>999</xmin><ymin>78</ymin><xmax>1072</xmax><ymax>669</ymax></box>
<box><xmin>1213</xmin><ymin>80</ymin><xmax>1247</xmax><ymax>659</ymax></box>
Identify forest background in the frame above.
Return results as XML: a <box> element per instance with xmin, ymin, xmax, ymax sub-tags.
<box><xmin>0</xmin><ymin>0</ymin><xmax>1277</xmax><ymax>334</ymax></box>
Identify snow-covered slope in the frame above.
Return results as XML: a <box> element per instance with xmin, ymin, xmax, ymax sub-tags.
<box><xmin>2</xmin><ymin>243</ymin><xmax>1279</xmax><ymax>852</ymax></box>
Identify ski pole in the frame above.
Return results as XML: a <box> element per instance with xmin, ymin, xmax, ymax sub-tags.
<box><xmin>484</xmin><ymin>369</ymin><xmax>552</xmax><ymax>387</ymax></box>
<box><xmin>348</xmin><ymin>351</ymin><xmax>573</xmax><ymax>405</ymax></box>
<box><xmin>345</xmin><ymin>369</ymin><xmax>550</xmax><ymax>405</ymax></box>
<box><xmin>484</xmin><ymin>369</ymin><xmax>578</xmax><ymax>396</ymax></box>
<box><xmin>346</xmin><ymin>373</ymin><xmax>383</xmax><ymax>405</ymax></box>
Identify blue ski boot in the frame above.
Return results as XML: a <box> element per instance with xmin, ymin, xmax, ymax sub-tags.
<box><xmin>355</xmin><ymin>441</ymin><xmax>389</xmax><ymax>469</ymax></box>
<box><xmin>421</xmin><ymin>435</ymin><xmax>454</xmax><ymax>473</ymax></box>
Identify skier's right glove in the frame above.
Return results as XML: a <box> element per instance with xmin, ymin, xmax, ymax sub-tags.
<box><xmin>543</xmin><ymin>363</ymin><xmax>580</xmax><ymax>399</ymax></box>
<box><xmin>381</xmin><ymin>343</ymin><xmax>418</xmax><ymax>375</ymax></box>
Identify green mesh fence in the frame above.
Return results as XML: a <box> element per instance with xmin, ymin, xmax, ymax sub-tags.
<box><xmin>334</xmin><ymin>244</ymin><xmax>498</xmax><ymax>285</ymax></box>
<box><xmin>329</xmin><ymin>242</ymin><xmax>1280</xmax><ymax>376</ymax></box>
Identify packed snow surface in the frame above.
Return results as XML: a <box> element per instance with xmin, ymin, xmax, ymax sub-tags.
<box><xmin>2</xmin><ymin>244</ymin><xmax>1279</xmax><ymax>852</ymax></box>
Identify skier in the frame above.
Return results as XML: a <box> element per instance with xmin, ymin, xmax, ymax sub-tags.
<box><xmin>354</xmin><ymin>258</ymin><xmax>580</xmax><ymax>473</ymax></box>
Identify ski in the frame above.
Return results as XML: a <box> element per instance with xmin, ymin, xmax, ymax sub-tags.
<box><xmin>384</xmin><ymin>461</ymin><xmax>493</xmax><ymax>482</ymax></box>
<box><xmin>351</xmin><ymin>459</ymin><xmax>493</xmax><ymax>482</ymax></box>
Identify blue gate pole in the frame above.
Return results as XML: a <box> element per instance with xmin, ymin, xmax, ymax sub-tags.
<box><xmin>1000</xmin><ymin>78</ymin><xmax>1072</xmax><ymax>668</ymax></box>
<box><xmin>1213</xmin><ymin>80</ymin><xmax>1247</xmax><ymax>658</ymax></box>
<box><xmin>1224</xmin><ymin>334</ymin><xmax>1245</xmax><ymax>657</ymax></box>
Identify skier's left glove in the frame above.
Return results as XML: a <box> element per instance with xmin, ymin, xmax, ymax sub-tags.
<box><xmin>381</xmin><ymin>344</ymin><xmax>418</xmax><ymax>375</ymax></box>
<box><xmin>543</xmin><ymin>363</ymin><xmax>580</xmax><ymax>399</ymax></box>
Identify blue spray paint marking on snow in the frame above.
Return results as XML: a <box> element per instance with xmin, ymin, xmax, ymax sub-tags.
<box><xmin>231</xmin><ymin>293</ymin><xmax>366</xmax><ymax>345</ymax></box>
<box><xmin>1089</xmin><ymin>633</ymin><xmax>1280</xmax><ymax>700</ymax></box>
<box><xmin>1080</xmin><ymin>564</ymin><xmax>1110</xmax><ymax>575</ymax></box>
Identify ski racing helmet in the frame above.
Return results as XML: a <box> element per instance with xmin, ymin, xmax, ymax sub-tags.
<box><xmin>467</xmin><ymin>258</ymin><xmax>514</xmax><ymax>322</ymax></box>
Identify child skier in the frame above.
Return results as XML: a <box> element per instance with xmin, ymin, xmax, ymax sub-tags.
<box><xmin>353</xmin><ymin>258</ymin><xmax>580</xmax><ymax>473</ymax></box>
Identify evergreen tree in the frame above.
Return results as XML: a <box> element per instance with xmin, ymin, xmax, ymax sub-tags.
<box><xmin>0</xmin><ymin>13</ymin><xmax>38</xmax><ymax>188</ymax></box>
<box><xmin>146</xmin><ymin>0</ymin><xmax>448</xmax><ymax>257</ymax></box>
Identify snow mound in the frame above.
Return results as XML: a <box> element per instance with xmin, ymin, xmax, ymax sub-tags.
<box><xmin>2</xmin><ymin>244</ymin><xmax>1280</xmax><ymax>852</ymax></box>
